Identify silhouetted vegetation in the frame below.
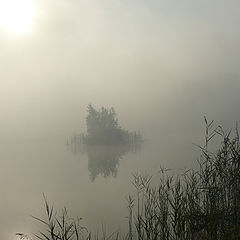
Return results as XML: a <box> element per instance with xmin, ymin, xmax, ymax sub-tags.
<box><xmin>67</xmin><ymin>105</ymin><xmax>142</xmax><ymax>146</ymax></box>
<box><xmin>126</xmin><ymin>118</ymin><xmax>240</xmax><ymax>240</ymax></box>
<box><xmin>66</xmin><ymin>104</ymin><xmax>143</xmax><ymax>180</ymax></box>
<box><xmin>32</xmin><ymin>119</ymin><xmax>240</xmax><ymax>239</ymax></box>
<box><xmin>32</xmin><ymin>194</ymin><xmax>90</xmax><ymax>240</ymax></box>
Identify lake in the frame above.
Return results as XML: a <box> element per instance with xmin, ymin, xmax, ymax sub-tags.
<box><xmin>0</xmin><ymin>135</ymin><xmax>197</xmax><ymax>240</ymax></box>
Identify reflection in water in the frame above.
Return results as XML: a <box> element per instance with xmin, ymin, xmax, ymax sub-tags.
<box><xmin>67</xmin><ymin>141</ymin><xmax>142</xmax><ymax>181</ymax></box>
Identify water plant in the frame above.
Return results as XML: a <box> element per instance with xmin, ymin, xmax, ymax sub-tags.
<box><xmin>32</xmin><ymin>119</ymin><xmax>240</xmax><ymax>240</ymax></box>
<box><xmin>127</xmin><ymin>118</ymin><xmax>240</xmax><ymax>240</ymax></box>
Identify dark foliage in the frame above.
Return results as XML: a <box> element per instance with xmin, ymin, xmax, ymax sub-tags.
<box><xmin>33</xmin><ymin>119</ymin><xmax>240</xmax><ymax>240</ymax></box>
<box><xmin>85</xmin><ymin>104</ymin><xmax>142</xmax><ymax>145</ymax></box>
<box><xmin>127</xmin><ymin>119</ymin><xmax>240</xmax><ymax>240</ymax></box>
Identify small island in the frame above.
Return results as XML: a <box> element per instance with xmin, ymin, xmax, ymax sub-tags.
<box><xmin>68</xmin><ymin>104</ymin><xmax>142</xmax><ymax>146</ymax></box>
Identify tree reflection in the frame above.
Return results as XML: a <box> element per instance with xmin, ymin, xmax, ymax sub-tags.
<box><xmin>67</xmin><ymin>142</ymin><xmax>142</xmax><ymax>181</ymax></box>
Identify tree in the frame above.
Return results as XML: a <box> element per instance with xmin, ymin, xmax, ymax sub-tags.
<box><xmin>85</xmin><ymin>104</ymin><xmax>124</xmax><ymax>144</ymax></box>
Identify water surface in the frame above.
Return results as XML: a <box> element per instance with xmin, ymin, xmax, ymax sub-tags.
<box><xmin>0</xmin><ymin>136</ymin><xmax>196</xmax><ymax>240</ymax></box>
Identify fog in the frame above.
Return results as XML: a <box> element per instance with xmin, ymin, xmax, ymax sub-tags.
<box><xmin>0</xmin><ymin>0</ymin><xmax>240</xmax><ymax>239</ymax></box>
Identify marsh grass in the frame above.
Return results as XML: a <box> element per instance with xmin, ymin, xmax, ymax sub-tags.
<box><xmin>32</xmin><ymin>194</ymin><xmax>121</xmax><ymax>240</ymax></box>
<box><xmin>127</xmin><ymin>118</ymin><xmax>240</xmax><ymax>240</ymax></box>
<box><xmin>32</xmin><ymin>194</ymin><xmax>90</xmax><ymax>240</ymax></box>
<box><xmin>32</xmin><ymin>119</ymin><xmax>240</xmax><ymax>240</ymax></box>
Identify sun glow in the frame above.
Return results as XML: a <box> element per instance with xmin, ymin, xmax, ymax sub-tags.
<box><xmin>0</xmin><ymin>0</ymin><xmax>35</xmax><ymax>34</ymax></box>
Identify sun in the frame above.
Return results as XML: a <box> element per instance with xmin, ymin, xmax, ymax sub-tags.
<box><xmin>0</xmin><ymin>0</ymin><xmax>35</xmax><ymax>35</ymax></box>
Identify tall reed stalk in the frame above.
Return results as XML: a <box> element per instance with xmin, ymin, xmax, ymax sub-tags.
<box><xmin>31</xmin><ymin>119</ymin><xmax>240</xmax><ymax>240</ymax></box>
<box><xmin>127</xmin><ymin>119</ymin><xmax>240</xmax><ymax>240</ymax></box>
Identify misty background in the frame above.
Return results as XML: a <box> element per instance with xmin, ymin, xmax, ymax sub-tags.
<box><xmin>1</xmin><ymin>0</ymin><xmax>240</xmax><ymax>141</ymax></box>
<box><xmin>0</xmin><ymin>0</ymin><xmax>240</xmax><ymax>239</ymax></box>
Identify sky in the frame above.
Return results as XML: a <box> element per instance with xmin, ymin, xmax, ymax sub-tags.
<box><xmin>0</xmin><ymin>0</ymin><xmax>240</xmax><ymax>141</ymax></box>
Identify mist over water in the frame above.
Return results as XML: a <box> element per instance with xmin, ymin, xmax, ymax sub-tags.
<box><xmin>1</xmin><ymin>0</ymin><xmax>240</xmax><ymax>239</ymax></box>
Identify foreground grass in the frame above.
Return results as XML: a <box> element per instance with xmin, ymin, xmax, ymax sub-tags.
<box><xmin>30</xmin><ymin>119</ymin><xmax>240</xmax><ymax>240</ymax></box>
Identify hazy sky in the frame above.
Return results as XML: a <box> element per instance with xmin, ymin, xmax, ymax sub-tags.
<box><xmin>0</xmin><ymin>0</ymin><xmax>240</xmax><ymax>140</ymax></box>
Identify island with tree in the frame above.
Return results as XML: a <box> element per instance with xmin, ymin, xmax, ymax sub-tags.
<box><xmin>68</xmin><ymin>104</ymin><xmax>142</xmax><ymax>146</ymax></box>
<box><xmin>66</xmin><ymin>105</ymin><xmax>143</xmax><ymax>180</ymax></box>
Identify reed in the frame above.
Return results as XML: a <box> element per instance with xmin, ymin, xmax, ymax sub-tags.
<box><xmin>31</xmin><ymin>119</ymin><xmax>240</xmax><ymax>240</ymax></box>
<box><xmin>127</xmin><ymin>118</ymin><xmax>240</xmax><ymax>240</ymax></box>
<box><xmin>32</xmin><ymin>194</ymin><xmax>120</xmax><ymax>240</ymax></box>
<box><xmin>32</xmin><ymin>194</ymin><xmax>90</xmax><ymax>240</ymax></box>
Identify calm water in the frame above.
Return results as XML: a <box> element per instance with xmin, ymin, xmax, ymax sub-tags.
<box><xmin>0</xmin><ymin>137</ymin><xmax>197</xmax><ymax>240</ymax></box>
